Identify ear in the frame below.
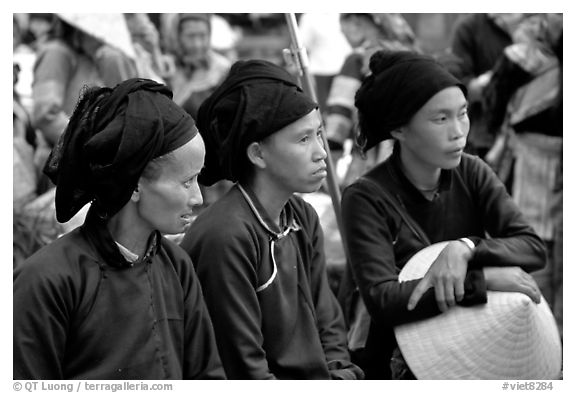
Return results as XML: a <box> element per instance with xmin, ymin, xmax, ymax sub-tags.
<box><xmin>390</xmin><ymin>127</ymin><xmax>406</xmax><ymax>142</ymax></box>
<box><xmin>246</xmin><ymin>142</ymin><xmax>266</xmax><ymax>169</ymax></box>
<box><xmin>131</xmin><ymin>184</ymin><xmax>141</xmax><ymax>202</ymax></box>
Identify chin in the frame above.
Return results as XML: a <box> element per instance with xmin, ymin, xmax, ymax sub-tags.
<box><xmin>440</xmin><ymin>155</ymin><xmax>462</xmax><ymax>169</ymax></box>
<box><xmin>298</xmin><ymin>181</ymin><xmax>323</xmax><ymax>194</ymax></box>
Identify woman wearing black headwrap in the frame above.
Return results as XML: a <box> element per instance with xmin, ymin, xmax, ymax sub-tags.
<box><xmin>13</xmin><ymin>78</ymin><xmax>225</xmax><ymax>379</ymax></box>
<box><xmin>338</xmin><ymin>51</ymin><xmax>547</xmax><ymax>379</ymax></box>
<box><xmin>180</xmin><ymin>60</ymin><xmax>363</xmax><ymax>380</ymax></box>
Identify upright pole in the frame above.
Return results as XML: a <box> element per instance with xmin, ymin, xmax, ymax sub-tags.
<box><xmin>284</xmin><ymin>13</ymin><xmax>344</xmax><ymax>235</ymax></box>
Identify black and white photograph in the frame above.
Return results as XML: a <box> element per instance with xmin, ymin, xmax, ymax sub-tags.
<box><xmin>8</xmin><ymin>2</ymin><xmax>571</xmax><ymax>391</ymax></box>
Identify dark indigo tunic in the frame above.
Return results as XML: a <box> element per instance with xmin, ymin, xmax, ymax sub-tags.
<box><xmin>181</xmin><ymin>185</ymin><xmax>355</xmax><ymax>379</ymax></box>
<box><xmin>13</xmin><ymin>208</ymin><xmax>225</xmax><ymax>380</ymax></box>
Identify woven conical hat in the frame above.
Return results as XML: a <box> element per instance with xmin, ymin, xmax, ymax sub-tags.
<box><xmin>57</xmin><ymin>13</ymin><xmax>136</xmax><ymax>59</ymax></box>
<box><xmin>394</xmin><ymin>241</ymin><xmax>562</xmax><ymax>379</ymax></box>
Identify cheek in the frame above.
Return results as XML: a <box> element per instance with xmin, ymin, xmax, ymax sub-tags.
<box><xmin>462</xmin><ymin>117</ymin><xmax>471</xmax><ymax>134</ymax></box>
<box><xmin>142</xmin><ymin>183</ymin><xmax>183</xmax><ymax>211</ymax></box>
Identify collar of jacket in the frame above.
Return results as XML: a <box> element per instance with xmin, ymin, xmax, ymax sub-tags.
<box><xmin>237</xmin><ymin>184</ymin><xmax>301</xmax><ymax>241</ymax></box>
<box><xmin>81</xmin><ymin>205</ymin><xmax>161</xmax><ymax>268</ymax></box>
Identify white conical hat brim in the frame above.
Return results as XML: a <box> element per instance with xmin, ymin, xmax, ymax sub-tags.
<box><xmin>394</xmin><ymin>241</ymin><xmax>562</xmax><ymax>379</ymax></box>
<box><xmin>57</xmin><ymin>13</ymin><xmax>136</xmax><ymax>59</ymax></box>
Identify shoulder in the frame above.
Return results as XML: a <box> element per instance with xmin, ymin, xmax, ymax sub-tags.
<box><xmin>288</xmin><ymin>194</ymin><xmax>321</xmax><ymax>225</ymax></box>
<box><xmin>344</xmin><ymin>162</ymin><xmax>390</xmax><ymax>198</ymax></box>
<box><xmin>160</xmin><ymin>235</ymin><xmax>192</xmax><ymax>262</ymax></box>
<box><xmin>14</xmin><ymin>229</ymin><xmax>91</xmax><ymax>287</ymax></box>
<box><xmin>181</xmin><ymin>189</ymin><xmax>262</xmax><ymax>252</ymax></box>
<box><xmin>457</xmin><ymin>153</ymin><xmax>494</xmax><ymax>178</ymax></box>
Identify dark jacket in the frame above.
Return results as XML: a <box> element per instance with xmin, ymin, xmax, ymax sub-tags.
<box><xmin>181</xmin><ymin>184</ymin><xmax>361</xmax><ymax>379</ymax></box>
<box><xmin>13</xmin><ymin>207</ymin><xmax>225</xmax><ymax>380</ymax></box>
<box><xmin>339</xmin><ymin>147</ymin><xmax>547</xmax><ymax>378</ymax></box>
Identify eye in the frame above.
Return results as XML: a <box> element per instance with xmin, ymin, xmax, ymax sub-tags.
<box><xmin>184</xmin><ymin>176</ymin><xmax>196</xmax><ymax>188</ymax></box>
<box><xmin>300</xmin><ymin>135</ymin><xmax>310</xmax><ymax>143</ymax></box>
<box><xmin>458</xmin><ymin>108</ymin><xmax>469</xmax><ymax>118</ymax></box>
<box><xmin>432</xmin><ymin>115</ymin><xmax>447</xmax><ymax>123</ymax></box>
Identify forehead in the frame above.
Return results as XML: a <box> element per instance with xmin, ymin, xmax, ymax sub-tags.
<box><xmin>161</xmin><ymin>136</ymin><xmax>205</xmax><ymax>176</ymax></box>
<box><xmin>271</xmin><ymin>110</ymin><xmax>321</xmax><ymax>138</ymax></box>
<box><xmin>419</xmin><ymin>87</ymin><xmax>467</xmax><ymax>113</ymax></box>
<box><xmin>180</xmin><ymin>19</ymin><xmax>209</xmax><ymax>34</ymax></box>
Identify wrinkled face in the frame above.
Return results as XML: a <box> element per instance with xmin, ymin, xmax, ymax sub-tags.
<box><xmin>397</xmin><ymin>87</ymin><xmax>469</xmax><ymax>170</ymax></box>
<box><xmin>137</xmin><ymin>134</ymin><xmax>205</xmax><ymax>235</ymax></box>
<box><xmin>178</xmin><ymin>19</ymin><xmax>210</xmax><ymax>65</ymax></box>
<box><xmin>259</xmin><ymin>109</ymin><xmax>327</xmax><ymax>195</ymax></box>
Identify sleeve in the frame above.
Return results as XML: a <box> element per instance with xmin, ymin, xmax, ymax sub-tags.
<box><xmin>13</xmin><ymin>252</ymin><xmax>72</xmax><ymax>379</ymax></box>
<box><xmin>176</xmin><ymin>250</ymin><xmax>225</xmax><ymax>379</ymax></box>
<box><xmin>341</xmin><ymin>183</ymin><xmax>486</xmax><ymax>329</ymax></box>
<box><xmin>31</xmin><ymin>42</ymin><xmax>73</xmax><ymax>145</ymax></box>
<box><xmin>465</xmin><ymin>156</ymin><xmax>547</xmax><ymax>272</ymax></box>
<box><xmin>300</xmin><ymin>203</ymin><xmax>364</xmax><ymax>380</ymax></box>
<box><xmin>182</xmin><ymin>225</ymin><xmax>277</xmax><ymax>380</ymax></box>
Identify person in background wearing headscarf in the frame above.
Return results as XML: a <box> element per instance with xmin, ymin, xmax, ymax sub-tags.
<box><xmin>325</xmin><ymin>13</ymin><xmax>418</xmax><ymax>188</ymax></box>
<box><xmin>163</xmin><ymin>13</ymin><xmax>232</xmax><ymax>120</ymax></box>
<box><xmin>450</xmin><ymin>13</ymin><xmax>517</xmax><ymax>160</ymax></box>
<box><xmin>13</xmin><ymin>79</ymin><xmax>225</xmax><ymax>380</ymax></box>
<box><xmin>179</xmin><ymin>60</ymin><xmax>363</xmax><ymax>380</ymax></box>
<box><xmin>162</xmin><ymin>13</ymin><xmax>234</xmax><ymax>211</ymax></box>
<box><xmin>31</xmin><ymin>13</ymin><xmax>139</xmax><ymax>147</ymax></box>
<box><xmin>124</xmin><ymin>13</ymin><xmax>172</xmax><ymax>84</ymax></box>
<box><xmin>483</xmin><ymin>13</ymin><xmax>563</xmax><ymax>338</ymax></box>
<box><xmin>337</xmin><ymin>50</ymin><xmax>547</xmax><ymax>379</ymax></box>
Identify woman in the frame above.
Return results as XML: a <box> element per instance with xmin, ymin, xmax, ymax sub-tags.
<box><xmin>13</xmin><ymin>78</ymin><xmax>224</xmax><ymax>380</ymax></box>
<box><xmin>180</xmin><ymin>60</ymin><xmax>363</xmax><ymax>380</ymax></box>
<box><xmin>338</xmin><ymin>50</ymin><xmax>547</xmax><ymax>379</ymax></box>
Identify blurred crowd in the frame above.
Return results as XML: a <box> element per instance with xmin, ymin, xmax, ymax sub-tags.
<box><xmin>13</xmin><ymin>13</ymin><xmax>563</xmax><ymax>333</ymax></box>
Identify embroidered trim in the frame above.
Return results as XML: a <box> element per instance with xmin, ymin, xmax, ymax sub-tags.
<box><xmin>256</xmin><ymin>240</ymin><xmax>278</xmax><ymax>293</ymax></box>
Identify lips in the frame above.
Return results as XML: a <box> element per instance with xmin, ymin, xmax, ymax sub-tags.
<box><xmin>448</xmin><ymin>146</ymin><xmax>465</xmax><ymax>154</ymax></box>
<box><xmin>313</xmin><ymin>166</ymin><xmax>327</xmax><ymax>175</ymax></box>
<box><xmin>181</xmin><ymin>213</ymin><xmax>194</xmax><ymax>222</ymax></box>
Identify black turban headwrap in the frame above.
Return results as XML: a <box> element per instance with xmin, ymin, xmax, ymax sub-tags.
<box><xmin>44</xmin><ymin>78</ymin><xmax>198</xmax><ymax>223</ymax></box>
<box><xmin>355</xmin><ymin>50</ymin><xmax>467</xmax><ymax>152</ymax></box>
<box><xmin>196</xmin><ymin>59</ymin><xmax>317</xmax><ymax>186</ymax></box>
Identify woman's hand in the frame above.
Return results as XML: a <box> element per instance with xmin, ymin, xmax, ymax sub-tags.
<box><xmin>483</xmin><ymin>266</ymin><xmax>541</xmax><ymax>303</ymax></box>
<box><xmin>408</xmin><ymin>240</ymin><xmax>473</xmax><ymax>312</ymax></box>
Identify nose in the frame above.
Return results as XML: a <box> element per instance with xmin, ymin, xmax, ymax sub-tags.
<box><xmin>188</xmin><ymin>182</ymin><xmax>203</xmax><ymax>208</ymax></box>
<box><xmin>314</xmin><ymin>133</ymin><xmax>328</xmax><ymax>161</ymax></box>
<box><xmin>450</xmin><ymin>117</ymin><xmax>468</xmax><ymax>140</ymax></box>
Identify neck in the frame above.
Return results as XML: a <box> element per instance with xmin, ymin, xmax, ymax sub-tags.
<box><xmin>244</xmin><ymin>176</ymin><xmax>291</xmax><ymax>227</ymax></box>
<box><xmin>106</xmin><ymin>206</ymin><xmax>152</xmax><ymax>258</ymax></box>
<box><xmin>398</xmin><ymin>148</ymin><xmax>441</xmax><ymax>192</ymax></box>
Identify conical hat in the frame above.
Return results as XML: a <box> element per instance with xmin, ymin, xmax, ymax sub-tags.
<box><xmin>394</xmin><ymin>241</ymin><xmax>562</xmax><ymax>379</ymax></box>
<box><xmin>57</xmin><ymin>13</ymin><xmax>136</xmax><ymax>59</ymax></box>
